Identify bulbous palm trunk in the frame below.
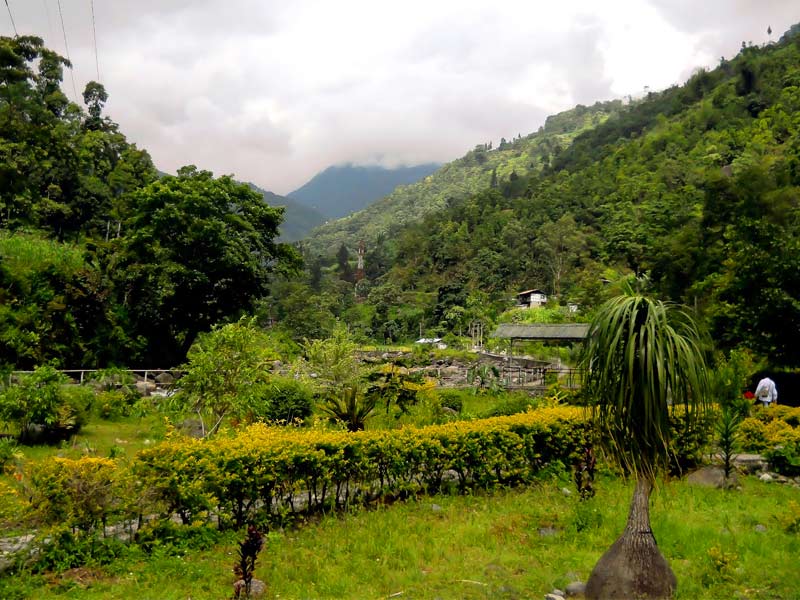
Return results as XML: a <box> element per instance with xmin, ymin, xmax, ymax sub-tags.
<box><xmin>586</xmin><ymin>477</ymin><xmax>677</xmax><ymax>600</ymax></box>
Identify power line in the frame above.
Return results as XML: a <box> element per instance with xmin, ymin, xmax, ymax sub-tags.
<box><xmin>90</xmin><ymin>0</ymin><xmax>100</xmax><ymax>81</ymax></box>
<box><xmin>56</xmin><ymin>0</ymin><xmax>79</xmax><ymax>102</ymax></box>
<box><xmin>4</xmin><ymin>0</ymin><xmax>18</xmax><ymax>37</ymax></box>
<box><xmin>42</xmin><ymin>0</ymin><xmax>56</xmax><ymax>42</ymax></box>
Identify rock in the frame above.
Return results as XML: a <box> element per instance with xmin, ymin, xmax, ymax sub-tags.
<box><xmin>561</xmin><ymin>487</ymin><xmax>573</xmax><ymax>497</ymax></box>
<box><xmin>155</xmin><ymin>372</ymin><xmax>174</xmax><ymax>384</ymax></box>
<box><xmin>755</xmin><ymin>524</ymin><xmax>767</xmax><ymax>533</ymax></box>
<box><xmin>538</xmin><ymin>527</ymin><xmax>558</xmax><ymax>537</ymax></box>
<box><xmin>687</xmin><ymin>466</ymin><xmax>737</xmax><ymax>488</ymax></box>
<box><xmin>233</xmin><ymin>578</ymin><xmax>266</xmax><ymax>598</ymax></box>
<box><xmin>178</xmin><ymin>418</ymin><xmax>205</xmax><ymax>438</ymax></box>
<box><xmin>135</xmin><ymin>380</ymin><xmax>157</xmax><ymax>396</ymax></box>
<box><xmin>545</xmin><ymin>593</ymin><xmax>565</xmax><ymax>600</ymax></box>
<box><xmin>565</xmin><ymin>581</ymin><xmax>586</xmax><ymax>596</ymax></box>
<box><xmin>441</xmin><ymin>407</ymin><xmax>459</xmax><ymax>416</ymax></box>
<box><xmin>733</xmin><ymin>453</ymin><xmax>768</xmax><ymax>474</ymax></box>
<box><xmin>431</xmin><ymin>504</ymin><xmax>443</xmax><ymax>512</ymax></box>
<box><xmin>759</xmin><ymin>473</ymin><xmax>774</xmax><ymax>482</ymax></box>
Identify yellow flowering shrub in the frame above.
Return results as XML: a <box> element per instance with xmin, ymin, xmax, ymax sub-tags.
<box><xmin>136</xmin><ymin>406</ymin><xmax>593</xmax><ymax>527</ymax></box>
<box><xmin>26</xmin><ymin>456</ymin><xmax>122</xmax><ymax>533</ymax></box>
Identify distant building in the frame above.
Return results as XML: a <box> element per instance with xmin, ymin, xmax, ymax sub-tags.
<box><xmin>415</xmin><ymin>337</ymin><xmax>448</xmax><ymax>349</ymax></box>
<box><xmin>567</xmin><ymin>303</ymin><xmax>580</xmax><ymax>314</ymax></box>
<box><xmin>516</xmin><ymin>289</ymin><xmax>548</xmax><ymax>308</ymax></box>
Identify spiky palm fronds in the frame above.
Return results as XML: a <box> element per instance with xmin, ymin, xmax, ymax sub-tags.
<box><xmin>580</xmin><ymin>294</ymin><xmax>710</xmax><ymax>480</ymax></box>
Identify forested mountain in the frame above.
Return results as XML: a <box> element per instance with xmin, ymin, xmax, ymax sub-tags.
<box><xmin>245</xmin><ymin>184</ymin><xmax>325</xmax><ymax>242</ymax></box>
<box><xmin>289</xmin><ymin>163</ymin><xmax>440</xmax><ymax>220</ymax></box>
<box><xmin>278</xmin><ymin>29</ymin><xmax>800</xmax><ymax>367</ymax></box>
<box><xmin>303</xmin><ymin>102</ymin><xmax>622</xmax><ymax>256</ymax></box>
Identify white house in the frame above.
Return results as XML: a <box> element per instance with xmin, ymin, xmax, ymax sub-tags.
<box><xmin>516</xmin><ymin>289</ymin><xmax>548</xmax><ymax>308</ymax></box>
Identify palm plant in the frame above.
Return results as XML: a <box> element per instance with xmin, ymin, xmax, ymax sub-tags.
<box><xmin>580</xmin><ymin>293</ymin><xmax>710</xmax><ymax>600</ymax></box>
<box><xmin>319</xmin><ymin>387</ymin><xmax>377</xmax><ymax>432</ymax></box>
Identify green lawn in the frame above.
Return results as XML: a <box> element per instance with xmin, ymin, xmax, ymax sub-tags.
<box><xmin>7</xmin><ymin>475</ymin><xmax>799</xmax><ymax>599</ymax></box>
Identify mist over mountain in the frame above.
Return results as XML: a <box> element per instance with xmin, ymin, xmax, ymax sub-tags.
<box><xmin>288</xmin><ymin>163</ymin><xmax>440</xmax><ymax>220</ymax></box>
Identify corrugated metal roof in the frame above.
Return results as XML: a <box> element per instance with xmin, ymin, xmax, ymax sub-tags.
<box><xmin>491</xmin><ymin>323</ymin><xmax>590</xmax><ymax>340</ymax></box>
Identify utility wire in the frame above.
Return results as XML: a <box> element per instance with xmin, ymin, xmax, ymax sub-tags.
<box><xmin>4</xmin><ymin>0</ymin><xmax>18</xmax><ymax>37</ymax></box>
<box><xmin>90</xmin><ymin>0</ymin><xmax>100</xmax><ymax>81</ymax></box>
<box><xmin>42</xmin><ymin>0</ymin><xmax>56</xmax><ymax>43</ymax></box>
<box><xmin>56</xmin><ymin>0</ymin><xmax>79</xmax><ymax>102</ymax></box>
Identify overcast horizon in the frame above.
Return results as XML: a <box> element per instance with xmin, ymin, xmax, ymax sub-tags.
<box><xmin>4</xmin><ymin>1</ymin><xmax>798</xmax><ymax>194</ymax></box>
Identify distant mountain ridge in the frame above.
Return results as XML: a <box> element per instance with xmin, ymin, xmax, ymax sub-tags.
<box><xmin>303</xmin><ymin>101</ymin><xmax>623</xmax><ymax>255</ymax></box>
<box><xmin>244</xmin><ymin>183</ymin><xmax>326</xmax><ymax>242</ymax></box>
<box><xmin>289</xmin><ymin>163</ymin><xmax>440</xmax><ymax>219</ymax></box>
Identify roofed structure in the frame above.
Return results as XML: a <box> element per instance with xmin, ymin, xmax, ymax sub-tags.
<box><xmin>491</xmin><ymin>323</ymin><xmax>590</xmax><ymax>341</ymax></box>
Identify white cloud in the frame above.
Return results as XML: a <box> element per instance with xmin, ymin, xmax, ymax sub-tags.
<box><xmin>5</xmin><ymin>1</ymin><xmax>799</xmax><ymax>193</ymax></box>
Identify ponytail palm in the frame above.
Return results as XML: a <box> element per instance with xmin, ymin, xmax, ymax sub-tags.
<box><xmin>581</xmin><ymin>294</ymin><xmax>709</xmax><ymax>600</ymax></box>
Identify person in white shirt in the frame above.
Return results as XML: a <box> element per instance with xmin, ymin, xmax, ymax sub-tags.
<box><xmin>755</xmin><ymin>377</ymin><xmax>778</xmax><ymax>407</ymax></box>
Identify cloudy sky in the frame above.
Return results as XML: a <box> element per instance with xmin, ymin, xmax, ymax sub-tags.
<box><xmin>5</xmin><ymin>1</ymin><xmax>798</xmax><ymax>194</ymax></box>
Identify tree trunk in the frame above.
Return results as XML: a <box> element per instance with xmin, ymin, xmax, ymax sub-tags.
<box><xmin>585</xmin><ymin>477</ymin><xmax>677</xmax><ymax>600</ymax></box>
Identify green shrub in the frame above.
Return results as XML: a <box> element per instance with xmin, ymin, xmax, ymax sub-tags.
<box><xmin>438</xmin><ymin>389</ymin><xmax>467</xmax><ymax>413</ymax></box>
<box><xmin>26</xmin><ymin>456</ymin><xmax>123</xmax><ymax>533</ymax></box>
<box><xmin>31</xmin><ymin>527</ymin><xmax>128</xmax><ymax>573</ymax></box>
<box><xmin>0</xmin><ymin>437</ymin><xmax>21</xmax><ymax>470</ymax></box>
<box><xmin>764</xmin><ymin>443</ymin><xmax>800</xmax><ymax>476</ymax></box>
<box><xmin>0</xmin><ymin>367</ymin><xmax>92</xmax><ymax>443</ymax></box>
<box><xmin>251</xmin><ymin>376</ymin><xmax>314</xmax><ymax>424</ymax></box>
<box><xmin>479</xmin><ymin>391</ymin><xmax>535</xmax><ymax>418</ymax></box>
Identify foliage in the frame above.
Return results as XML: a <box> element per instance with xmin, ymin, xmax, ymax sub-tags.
<box><xmin>301</xmin><ymin>323</ymin><xmax>363</xmax><ymax>390</ymax></box>
<box><xmin>365</xmin><ymin>364</ymin><xmax>435</xmax><ymax>417</ymax></box>
<box><xmin>318</xmin><ymin>386</ymin><xmax>377</xmax><ymax>432</ymax></box>
<box><xmin>248</xmin><ymin>375</ymin><xmax>314</xmax><ymax>424</ymax></box>
<box><xmin>580</xmin><ymin>293</ymin><xmax>711</xmax><ymax>479</ymax></box>
<box><xmin>233</xmin><ymin>525</ymin><xmax>264</xmax><ymax>599</ymax></box>
<box><xmin>0</xmin><ymin>436</ymin><xmax>21</xmax><ymax>469</ymax></box>
<box><xmin>171</xmin><ymin>319</ymin><xmax>279</xmax><ymax>436</ymax></box>
<box><xmin>106</xmin><ymin>168</ymin><xmax>300</xmax><ymax>365</ymax></box>
<box><xmin>25</xmin><ymin>456</ymin><xmax>122</xmax><ymax>533</ymax></box>
<box><xmin>716</xmin><ymin>405</ymin><xmax>743</xmax><ymax>481</ymax></box>
<box><xmin>0</xmin><ymin>366</ymin><xmax>92</xmax><ymax>442</ymax></box>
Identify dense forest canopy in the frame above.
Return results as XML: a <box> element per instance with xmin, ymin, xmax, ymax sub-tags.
<box><xmin>1</xmin><ymin>27</ymin><xmax>799</xmax><ymax>369</ymax></box>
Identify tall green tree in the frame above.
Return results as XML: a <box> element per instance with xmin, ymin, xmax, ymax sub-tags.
<box><xmin>108</xmin><ymin>167</ymin><xmax>300</xmax><ymax>365</ymax></box>
<box><xmin>580</xmin><ymin>292</ymin><xmax>710</xmax><ymax>600</ymax></box>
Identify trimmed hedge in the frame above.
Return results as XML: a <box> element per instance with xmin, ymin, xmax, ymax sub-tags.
<box><xmin>135</xmin><ymin>407</ymin><xmax>593</xmax><ymax>528</ymax></box>
<box><xmin>15</xmin><ymin>405</ymin><xmax>714</xmax><ymax>538</ymax></box>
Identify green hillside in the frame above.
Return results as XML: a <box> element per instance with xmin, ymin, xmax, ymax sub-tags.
<box><xmin>276</xmin><ymin>30</ymin><xmax>800</xmax><ymax>367</ymax></box>
<box><xmin>303</xmin><ymin>101</ymin><xmax>622</xmax><ymax>255</ymax></box>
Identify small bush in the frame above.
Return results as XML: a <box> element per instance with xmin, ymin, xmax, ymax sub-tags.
<box><xmin>251</xmin><ymin>376</ymin><xmax>314</xmax><ymax>424</ymax></box>
<box><xmin>739</xmin><ymin>417</ymin><xmax>769</xmax><ymax>452</ymax></box>
<box><xmin>479</xmin><ymin>392</ymin><xmax>535</xmax><ymax>418</ymax></box>
<box><xmin>0</xmin><ymin>367</ymin><xmax>92</xmax><ymax>443</ymax></box>
<box><xmin>26</xmin><ymin>456</ymin><xmax>122</xmax><ymax>533</ymax></box>
<box><xmin>31</xmin><ymin>528</ymin><xmax>128</xmax><ymax>573</ymax></box>
<box><xmin>0</xmin><ymin>437</ymin><xmax>21</xmax><ymax>470</ymax></box>
<box><xmin>438</xmin><ymin>389</ymin><xmax>467</xmax><ymax>413</ymax></box>
<box><xmin>764</xmin><ymin>443</ymin><xmax>800</xmax><ymax>476</ymax></box>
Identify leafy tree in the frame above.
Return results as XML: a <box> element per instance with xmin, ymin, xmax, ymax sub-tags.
<box><xmin>171</xmin><ymin>319</ymin><xmax>279</xmax><ymax>436</ymax></box>
<box><xmin>108</xmin><ymin>167</ymin><xmax>300</xmax><ymax>364</ymax></box>
<box><xmin>580</xmin><ymin>292</ymin><xmax>710</xmax><ymax>599</ymax></box>
<box><xmin>301</xmin><ymin>323</ymin><xmax>362</xmax><ymax>391</ymax></box>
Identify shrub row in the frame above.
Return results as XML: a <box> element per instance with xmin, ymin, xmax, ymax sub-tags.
<box><xmin>135</xmin><ymin>407</ymin><xmax>594</xmax><ymax>528</ymax></box>
<box><xmin>11</xmin><ymin>405</ymin><xmax>716</xmax><ymax>542</ymax></box>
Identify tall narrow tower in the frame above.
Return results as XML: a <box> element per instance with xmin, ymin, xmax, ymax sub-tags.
<box><xmin>355</xmin><ymin>240</ymin><xmax>366</xmax><ymax>282</ymax></box>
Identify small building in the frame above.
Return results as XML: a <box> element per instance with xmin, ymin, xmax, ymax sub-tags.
<box><xmin>415</xmin><ymin>337</ymin><xmax>448</xmax><ymax>349</ymax></box>
<box><xmin>567</xmin><ymin>302</ymin><xmax>580</xmax><ymax>314</ymax></box>
<box><xmin>516</xmin><ymin>289</ymin><xmax>548</xmax><ymax>308</ymax></box>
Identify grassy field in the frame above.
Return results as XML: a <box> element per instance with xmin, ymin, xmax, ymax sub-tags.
<box><xmin>5</xmin><ymin>474</ymin><xmax>799</xmax><ymax>599</ymax></box>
